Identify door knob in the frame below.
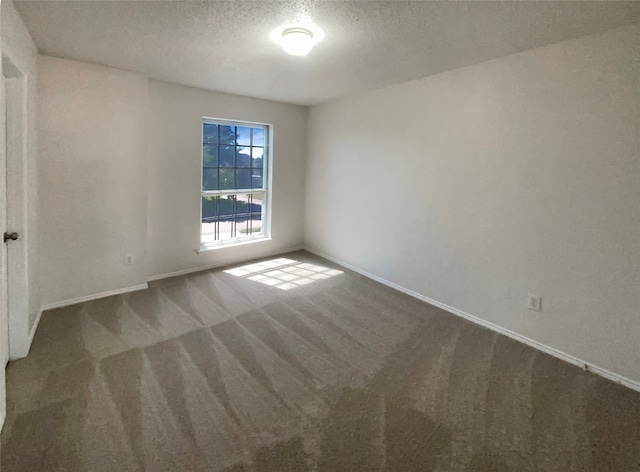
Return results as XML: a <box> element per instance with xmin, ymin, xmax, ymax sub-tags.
<box><xmin>3</xmin><ymin>232</ymin><xmax>18</xmax><ymax>243</ymax></box>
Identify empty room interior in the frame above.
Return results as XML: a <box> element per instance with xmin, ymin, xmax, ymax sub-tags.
<box><xmin>0</xmin><ymin>0</ymin><xmax>639</xmax><ymax>470</ymax></box>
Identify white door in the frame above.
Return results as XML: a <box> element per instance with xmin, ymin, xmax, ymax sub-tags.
<box><xmin>0</xmin><ymin>72</ymin><xmax>8</xmax><ymax>427</ymax></box>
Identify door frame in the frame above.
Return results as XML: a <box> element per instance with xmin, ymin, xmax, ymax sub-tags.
<box><xmin>3</xmin><ymin>53</ymin><xmax>31</xmax><ymax>361</ymax></box>
<box><xmin>0</xmin><ymin>62</ymin><xmax>6</xmax><ymax>429</ymax></box>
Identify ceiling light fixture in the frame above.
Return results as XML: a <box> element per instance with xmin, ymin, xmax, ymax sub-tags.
<box><xmin>281</xmin><ymin>27</ymin><xmax>314</xmax><ymax>56</ymax></box>
<box><xmin>271</xmin><ymin>21</ymin><xmax>324</xmax><ymax>57</ymax></box>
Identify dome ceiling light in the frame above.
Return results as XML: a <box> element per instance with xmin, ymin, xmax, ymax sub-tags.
<box><xmin>271</xmin><ymin>22</ymin><xmax>324</xmax><ymax>57</ymax></box>
<box><xmin>281</xmin><ymin>27</ymin><xmax>314</xmax><ymax>56</ymax></box>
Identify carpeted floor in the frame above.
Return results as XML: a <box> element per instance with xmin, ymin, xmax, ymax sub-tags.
<box><xmin>2</xmin><ymin>250</ymin><xmax>640</xmax><ymax>471</ymax></box>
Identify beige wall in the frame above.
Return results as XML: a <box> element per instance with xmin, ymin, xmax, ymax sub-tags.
<box><xmin>146</xmin><ymin>80</ymin><xmax>307</xmax><ymax>279</ymax></box>
<box><xmin>305</xmin><ymin>25</ymin><xmax>640</xmax><ymax>383</ymax></box>
<box><xmin>37</xmin><ymin>58</ymin><xmax>307</xmax><ymax>306</ymax></box>
<box><xmin>38</xmin><ymin>56</ymin><xmax>149</xmax><ymax>306</ymax></box>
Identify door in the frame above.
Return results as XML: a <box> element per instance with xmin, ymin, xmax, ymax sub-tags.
<box><xmin>0</xmin><ymin>72</ymin><xmax>8</xmax><ymax>427</ymax></box>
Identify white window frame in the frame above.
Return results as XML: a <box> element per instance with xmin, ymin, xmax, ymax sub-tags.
<box><xmin>199</xmin><ymin>117</ymin><xmax>272</xmax><ymax>251</ymax></box>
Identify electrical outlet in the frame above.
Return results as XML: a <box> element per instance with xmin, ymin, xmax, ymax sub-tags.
<box><xmin>527</xmin><ymin>293</ymin><xmax>541</xmax><ymax>312</ymax></box>
<box><xmin>124</xmin><ymin>254</ymin><xmax>134</xmax><ymax>266</ymax></box>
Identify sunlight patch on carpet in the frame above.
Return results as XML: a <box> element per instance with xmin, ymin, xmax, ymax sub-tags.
<box><xmin>224</xmin><ymin>258</ymin><xmax>343</xmax><ymax>290</ymax></box>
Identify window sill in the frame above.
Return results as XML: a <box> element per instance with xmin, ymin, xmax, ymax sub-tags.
<box><xmin>198</xmin><ymin>236</ymin><xmax>272</xmax><ymax>254</ymax></box>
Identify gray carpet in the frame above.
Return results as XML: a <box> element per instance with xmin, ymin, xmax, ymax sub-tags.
<box><xmin>2</xmin><ymin>251</ymin><xmax>640</xmax><ymax>471</ymax></box>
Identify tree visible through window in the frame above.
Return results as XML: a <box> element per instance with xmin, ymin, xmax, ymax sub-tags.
<box><xmin>201</xmin><ymin>119</ymin><xmax>269</xmax><ymax>246</ymax></box>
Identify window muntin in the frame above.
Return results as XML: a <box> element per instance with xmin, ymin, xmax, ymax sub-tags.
<box><xmin>201</xmin><ymin>119</ymin><xmax>269</xmax><ymax>247</ymax></box>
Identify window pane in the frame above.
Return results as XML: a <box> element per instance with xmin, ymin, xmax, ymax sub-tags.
<box><xmin>251</xmin><ymin>168</ymin><xmax>263</xmax><ymax>189</ymax></box>
<box><xmin>235</xmin><ymin>194</ymin><xmax>249</xmax><ymax>217</ymax></box>
<box><xmin>202</xmin><ymin>196</ymin><xmax>218</xmax><ymax>222</ymax></box>
<box><xmin>238</xmin><ymin>193</ymin><xmax>263</xmax><ymax>236</ymax></box>
<box><xmin>236</xmin><ymin>148</ymin><xmax>251</xmax><ymax>168</ymax></box>
<box><xmin>203</xmin><ymin>144</ymin><xmax>218</xmax><ymax>167</ymax></box>
<box><xmin>202</xmin><ymin>168</ymin><xmax>218</xmax><ymax>191</ymax></box>
<box><xmin>249</xmin><ymin>193</ymin><xmax>263</xmax><ymax>235</ymax></box>
<box><xmin>219</xmin><ymin>125</ymin><xmax>235</xmax><ymax>145</ymax></box>
<box><xmin>201</xmin><ymin>196</ymin><xmax>219</xmax><ymax>243</ymax></box>
<box><xmin>236</xmin><ymin>169</ymin><xmax>251</xmax><ymax>189</ymax></box>
<box><xmin>247</xmin><ymin>215</ymin><xmax>262</xmax><ymax>235</ymax></box>
<box><xmin>203</xmin><ymin>123</ymin><xmax>218</xmax><ymax>144</ymax></box>
<box><xmin>253</xmin><ymin>128</ymin><xmax>265</xmax><ymax>146</ymax></box>
<box><xmin>217</xmin><ymin>195</ymin><xmax>235</xmax><ymax>220</ymax></box>
<box><xmin>219</xmin><ymin>146</ymin><xmax>235</xmax><ymax>167</ymax></box>
<box><xmin>236</xmin><ymin>127</ymin><xmax>251</xmax><ymax>146</ymax></box>
<box><xmin>201</xmin><ymin>193</ymin><xmax>264</xmax><ymax>243</ymax></box>
<box><xmin>251</xmin><ymin>147</ymin><xmax>264</xmax><ymax>169</ymax></box>
<box><xmin>219</xmin><ymin>168</ymin><xmax>235</xmax><ymax>190</ymax></box>
<box><xmin>201</xmin><ymin>195</ymin><xmax>236</xmax><ymax>242</ymax></box>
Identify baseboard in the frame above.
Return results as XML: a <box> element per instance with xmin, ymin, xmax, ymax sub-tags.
<box><xmin>40</xmin><ymin>283</ymin><xmax>149</xmax><ymax>313</ymax></box>
<box><xmin>20</xmin><ymin>283</ymin><xmax>148</xmax><ymax>360</ymax></box>
<box><xmin>304</xmin><ymin>246</ymin><xmax>640</xmax><ymax>394</ymax></box>
<box><xmin>27</xmin><ymin>307</ymin><xmax>44</xmax><ymax>349</ymax></box>
<box><xmin>147</xmin><ymin>245</ymin><xmax>304</xmax><ymax>282</ymax></box>
<box><xmin>32</xmin><ymin>245</ymin><xmax>304</xmax><ymax>350</ymax></box>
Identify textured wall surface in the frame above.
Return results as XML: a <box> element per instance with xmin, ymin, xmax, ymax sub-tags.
<box><xmin>37</xmin><ymin>56</ymin><xmax>149</xmax><ymax>307</ymax></box>
<box><xmin>305</xmin><ymin>25</ymin><xmax>640</xmax><ymax>383</ymax></box>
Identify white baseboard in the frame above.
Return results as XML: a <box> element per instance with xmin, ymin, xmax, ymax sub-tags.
<box><xmin>147</xmin><ymin>245</ymin><xmax>304</xmax><ymax>282</ymax></box>
<box><xmin>27</xmin><ymin>307</ymin><xmax>44</xmax><ymax>350</ymax></box>
<box><xmin>28</xmin><ymin>246</ymin><xmax>304</xmax><ymax>357</ymax></box>
<box><xmin>304</xmin><ymin>246</ymin><xmax>640</xmax><ymax>394</ymax></box>
<box><xmin>21</xmin><ymin>283</ymin><xmax>149</xmax><ymax>360</ymax></box>
<box><xmin>40</xmin><ymin>283</ymin><xmax>149</xmax><ymax>313</ymax></box>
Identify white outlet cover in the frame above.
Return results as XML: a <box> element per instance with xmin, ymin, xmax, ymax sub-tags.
<box><xmin>527</xmin><ymin>293</ymin><xmax>541</xmax><ymax>312</ymax></box>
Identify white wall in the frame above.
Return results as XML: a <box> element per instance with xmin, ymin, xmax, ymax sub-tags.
<box><xmin>146</xmin><ymin>80</ymin><xmax>307</xmax><ymax>279</ymax></box>
<box><xmin>1</xmin><ymin>0</ymin><xmax>39</xmax><ymax>358</ymax></box>
<box><xmin>37</xmin><ymin>59</ymin><xmax>307</xmax><ymax>306</ymax></box>
<box><xmin>38</xmin><ymin>56</ymin><xmax>149</xmax><ymax>306</ymax></box>
<box><xmin>305</xmin><ymin>25</ymin><xmax>640</xmax><ymax>384</ymax></box>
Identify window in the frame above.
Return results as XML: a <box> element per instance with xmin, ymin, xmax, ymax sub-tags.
<box><xmin>201</xmin><ymin>119</ymin><xmax>269</xmax><ymax>248</ymax></box>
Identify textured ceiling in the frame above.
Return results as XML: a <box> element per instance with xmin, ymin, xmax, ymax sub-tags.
<box><xmin>14</xmin><ymin>0</ymin><xmax>640</xmax><ymax>105</ymax></box>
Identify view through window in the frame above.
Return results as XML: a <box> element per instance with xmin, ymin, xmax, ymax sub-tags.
<box><xmin>201</xmin><ymin>119</ymin><xmax>269</xmax><ymax>247</ymax></box>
